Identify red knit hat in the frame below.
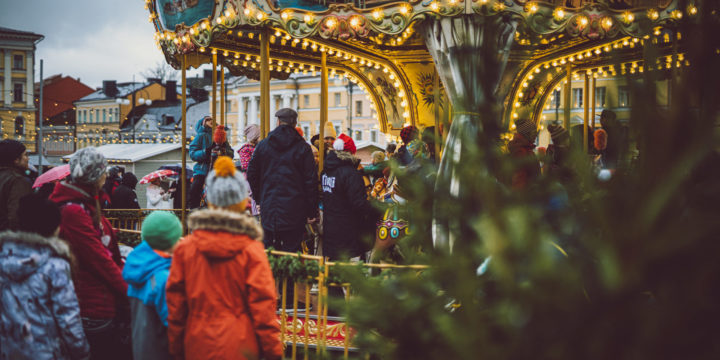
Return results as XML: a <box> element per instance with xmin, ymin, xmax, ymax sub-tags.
<box><xmin>213</xmin><ymin>125</ymin><xmax>227</xmax><ymax>144</ymax></box>
<box><xmin>400</xmin><ymin>125</ymin><xmax>418</xmax><ymax>144</ymax></box>
<box><xmin>338</xmin><ymin>133</ymin><xmax>356</xmax><ymax>154</ymax></box>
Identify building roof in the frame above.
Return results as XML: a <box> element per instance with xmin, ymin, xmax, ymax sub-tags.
<box><xmin>78</xmin><ymin>82</ymin><xmax>149</xmax><ymax>102</ymax></box>
<box><xmin>0</xmin><ymin>26</ymin><xmax>44</xmax><ymax>41</ymax></box>
<box><xmin>63</xmin><ymin>144</ymin><xmax>182</xmax><ymax>162</ymax></box>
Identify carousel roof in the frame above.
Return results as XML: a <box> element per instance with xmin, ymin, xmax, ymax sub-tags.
<box><xmin>144</xmin><ymin>0</ymin><xmax>702</xmax><ymax>132</ymax></box>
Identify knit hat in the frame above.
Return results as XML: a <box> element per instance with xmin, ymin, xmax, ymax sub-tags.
<box><xmin>141</xmin><ymin>211</ymin><xmax>182</xmax><ymax>251</ymax></box>
<box><xmin>0</xmin><ymin>139</ymin><xmax>26</xmax><ymax>167</ymax></box>
<box><xmin>18</xmin><ymin>193</ymin><xmax>61</xmax><ymax>237</ymax></box>
<box><xmin>400</xmin><ymin>125</ymin><xmax>418</xmax><ymax>144</ymax></box>
<box><xmin>324</xmin><ymin>122</ymin><xmax>337</xmax><ymax>139</ymax></box>
<box><xmin>547</xmin><ymin>124</ymin><xmax>569</xmax><ymax>145</ymax></box>
<box><xmin>205</xmin><ymin>156</ymin><xmax>249</xmax><ymax>208</ymax></box>
<box><xmin>514</xmin><ymin>119</ymin><xmax>537</xmax><ymax>142</ymax></box>
<box><xmin>337</xmin><ymin>133</ymin><xmax>356</xmax><ymax>154</ymax></box>
<box><xmin>594</xmin><ymin>128</ymin><xmax>608</xmax><ymax>151</ymax></box>
<box><xmin>333</xmin><ymin>138</ymin><xmax>345</xmax><ymax>152</ymax></box>
<box><xmin>295</xmin><ymin>126</ymin><xmax>304</xmax><ymax>138</ymax></box>
<box><xmin>244</xmin><ymin>124</ymin><xmax>260</xmax><ymax>143</ymax></box>
<box><xmin>372</xmin><ymin>151</ymin><xmax>385</xmax><ymax>164</ymax></box>
<box><xmin>122</xmin><ymin>172</ymin><xmax>138</xmax><ymax>190</ymax></box>
<box><xmin>69</xmin><ymin>147</ymin><xmax>107</xmax><ymax>185</ymax></box>
<box><xmin>213</xmin><ymin>125</ymin><xmax>227</xmax><ymax>144</ymax></box>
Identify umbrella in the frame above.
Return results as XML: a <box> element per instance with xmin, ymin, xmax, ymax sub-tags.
<box><xmin>139</xmin><ymin>169</ymin><xmax>178</xmax><ymax>184</ymax></box>
<box><xmin>158</xmin><ymin>163</ymin><xmax>193</xmax><ymax>179</ymax></box>
<box><xmin>32</xmin><ymin>164</ymin><xmax>70</xmax><ymax>189</ymax></box>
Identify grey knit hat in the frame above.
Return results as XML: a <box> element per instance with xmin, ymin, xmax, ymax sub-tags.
<box><xmin>205</xmin><ymin>156</ymin><xmax>249</xmax><ymax>208</ymax></box>
<box><xmin>69</xmin><ymin>147</ymin><xmax>107</xmax><ymax>185</ymax></box>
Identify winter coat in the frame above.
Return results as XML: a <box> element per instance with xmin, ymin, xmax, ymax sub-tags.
<box><xmin>0</xmin><ymin>230</ymin><xmax>90</xmax><ymax>360</ymax></box>
<box><xmin>247</xmin><ymin>124</ymin><xmax>319</xmax><ymax>232</ymax></box>
<box><xmin>189</xmin><ymin>119</ymin><xmax>213</xmax><ymax>176</ymax></box>
<box><xmin>49</xmin><ymin>181</ymin><xmax>128</xmax><ymax>319</ymax></box>
<box><xmin>237</xmin><ymin>143</ymin><xmax>256</xmax><ymax>171</ymax></box>
<box><xmin>166</xmin><ymin>209</ymin><xmax>282</xmax><ymax>360</ymax></box>
<box><xmin>321</xmin><ymin>151</ymin><xmax>376</xmax><ymax>260</ymax></box>
<box><xmin>111</xmin><ymin>173</ymin><xmax>140</xmax><ymax>209</ymax></box>
<box><xmin>508</xmin><ymin>133</ymin><xmax>541</xmax><ymax>189</ymax></box>
<box><xmin>122</xmin><ymin>241</ymin><xmax>172</xmax><ymax>360</ymax></box>
<box><xmin>0</xmin><ymin>166</ymin><xmax>32</xmax><ymax>231</ymax></box>
<box><xmin>146</xmin><ymin>183</ymin><xmax>173</xmax><ymax>209</ymax></box>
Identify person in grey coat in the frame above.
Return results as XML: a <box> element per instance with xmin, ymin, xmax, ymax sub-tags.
<box><xmin>0</xmin><ymin>193</ymin><xmax>89</xmax><ymax>360</ymax></box>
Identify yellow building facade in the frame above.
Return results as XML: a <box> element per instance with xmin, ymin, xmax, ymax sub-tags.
<box><xmin>0</xmin><ymin>27</ymin><xmax>43</xmax><ymax>153</ymax></box>
<box><xmin>75</xmin><ymin>81</ymin><xmax>167</xmax><ymax>148</ymax></box>
<box><xmin>214</xmin><ymin>75</ymin><xmax>388</xmax><ymax>148</ymax></box>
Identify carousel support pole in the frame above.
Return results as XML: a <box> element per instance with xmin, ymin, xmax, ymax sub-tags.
<box><xmin>212</xmin><ymin>52</ymin><xmax>218</xmax><ymax>128</ymax></box>
<box><xmin>319</xmin><ymin>52</ymin><xmax>328</xmax><ymax>175</ymax></box>
<box><xmin>181</xmin><ymin>54</ymin><xmax>188</xmax><ymax>234</ymax></box>
<box><xmin>433</xmin><ymin>69</ymin><xmax>441</xmax><ymax>162</ymax></box>
<box><xmin>564</xmin><ymin>63</ymin><xmax>572</xmax><ymax>130</ymax></box>
<box><xmin>260</xmin><ymin>30</ymin><xmax>270</xmax><ymax>138</ymax></box>
<box><xmin>220</xmin><ymin>62</ymin><xmax>225</xmax><ymax>127</ymax></box>
<box><xmin>583</xmin><ymin>72</ymin><xmax>589</xmax><ymax>152</ymax></box>
<box><xmin>591</xmin><ymin>75</ymin><xmax>596</xmax><ymax>129</ymax></box>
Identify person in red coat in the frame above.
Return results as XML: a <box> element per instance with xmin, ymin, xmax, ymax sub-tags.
<box><xmin>508</xmin><ymin>118</ymin><xmax>541</xmax><ymax>189</ymax></box>
<box><xmin>166</xmin><ymin>156</ymin><xmax>282</xmax><ymax>360</ymax></box>
<box><xmin>49</xmin><ymin>147</ymin><xmax>131</xmax><ymax>360</ymax></box>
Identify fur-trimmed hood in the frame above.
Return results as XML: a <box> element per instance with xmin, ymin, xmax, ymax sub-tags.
<box><xmin>0</xmin><ymin>231</ymin><xmax>72</xmax><ymax>282</ymax></box>
<box><xmin>324</xmin><ymin>150</ymin><xmax>359</xmax><ymax>170</ymax></box>
<box><xmin>187</xmin><ymin>208</ymin><xmax>263</xmax><ymax>259</ymax></box>
<box><xmin>188</xmin><ymin>208</ymin><xmax>263</xmax><ymax>239</ymax></box>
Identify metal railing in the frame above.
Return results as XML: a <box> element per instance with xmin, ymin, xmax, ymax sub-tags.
<box><xmin>106</xmin><ymin>209</ymin><xmax>429</xmax><ymax>358</ymax></box>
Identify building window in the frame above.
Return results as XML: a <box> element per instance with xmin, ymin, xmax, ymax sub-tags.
<box><xmin>302</xmin><ymin>95</ymin><xmax>309</xmax><ymax>107</ymax></box>
<box><xmin>618</xmin><ymin>86</ymin><xmax>630</xmax><ymax>107</ymax></box>
<box><xmin>303</xmin><ymin>126</ymin><xmax>309</xmax><ymax>139</ymax></box>
<box><xmin>90</xmin><ymin>110</ymin><xmax>94</xmax><ymax>123</ymax></box>
<box><xmin>371</xmin><ymin>130</ymin><xmax>377</xmax><ymax>143</ymax></box>
<box><xmin>335</xmin><ymin>125</ymin><xmax>341</xmax><ymax>136</ymax></box>
<box><xmin>595</xmin><ymin>87</ymin><xmax>606</xmax><ymax>108</ymax></box>
<box><xmin>115</xmin><ymin>109</ymin><xmax>119</xmax><ymax>123</ymax></box>
<box><xmin>334</xmin><ymin>93</ymin><xmax>341</xmax><ymax>107</ymax></box>
<box><xmin>355</xmin><ymin>130</ymin><xmax>363</xmax><ymax>141</ymax></box>
<box><xmin>355</xmin><ymin>101</ymin><xmax>362</xmax><ymax>117</ymax></box>
<box><xmin>15</xmin><ymin>116</ymin><xmax>24</xmax><ymax>135</ymax></box>
<box><xmin>102</xmin><ymin>109</ymin><xmax>107</xmax><ymax>123</ymax></box>
<box><xmin>572</xmin><ymin>88</ymin><xmax>583</xmax><ymax>108</ymax></box>
<box><xmin>13</xmin><ymin>83</ymin><xmax>23</xmax><ymax>103</ymax></box>
<box><xmin>84</xmin><ymin>110</ymin><xmax>88</xmax><ymax>123</ymax></box>
<box><xmin>13</xmin><ymin>55</ymin><xmax>24</xmax><ymax>70</ymax></box>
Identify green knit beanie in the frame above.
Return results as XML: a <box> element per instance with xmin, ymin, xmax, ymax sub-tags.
<box><xmin>141</xmin><ymin>211</ymin><xmax>182</xmax><ymax>251</ymax></box>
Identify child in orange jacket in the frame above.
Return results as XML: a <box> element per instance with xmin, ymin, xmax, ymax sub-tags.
<box><xmin>166</xmin><ymin>156</ymin><xmax>282</xmax><ymax>360</ymax></box>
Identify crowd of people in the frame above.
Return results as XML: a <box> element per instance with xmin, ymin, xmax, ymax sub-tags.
<box><xmin>0</xmin><ymin>105</ymin><xmax>627</xmax><ymax>358</ymax></box>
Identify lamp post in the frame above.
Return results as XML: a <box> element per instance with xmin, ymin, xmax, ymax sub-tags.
<box><xmin>116</xmin><ymin>89</ymin><xmax>152</xmax><ymax>143</ymax></box>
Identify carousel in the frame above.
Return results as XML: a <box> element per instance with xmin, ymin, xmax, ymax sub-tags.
<box><xmin>140</xmin><ymin>0</ymin><xmax>699</xmax><ymax>356</ymax></box>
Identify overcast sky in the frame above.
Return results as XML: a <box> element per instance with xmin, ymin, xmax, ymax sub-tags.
<box><xmin>0</xmin><ymin>0</ymin><xmax>202</xmax><ymax>88</ymax></box>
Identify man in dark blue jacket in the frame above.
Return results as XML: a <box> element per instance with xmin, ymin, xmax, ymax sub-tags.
<box><xmin>247</xmin><ymin>108</ymin><xmax>318</xmax><ymax>252</ymax></box>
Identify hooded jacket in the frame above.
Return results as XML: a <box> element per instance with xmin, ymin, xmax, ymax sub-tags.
<box><xmin>0</xmin><ymin>230</ymin><xmax>90</xmax><ymax>360</ymax></box>
<box><xmin>111</xmin><ymin>173</ymin><xmax>140</xmax><ymax>209</ymax></box>
<box><xmin>166</xmin><ymin>209</ymin><xmax>282</xmax><ymax>360</ymax></box>
<box><xmin>321</xmin><ymin>151</ymin><xmax>376</xmax><ymax>259</ymax></box>
<box><xmin>247</xmin><ymin>124</ymin><xmax>318</xmax><ymax>232</ymax></box>
<box><xmin>0</xmin><ymin>166</ymin><xmax>31</xmax><ymax>231</ymax></box>
<box><xmin>122</xmin><ymin>241</ymin><xmax>172</xmax><ymax>360</ymax></box>
<box><xmin>49</xmin><ymin>181</ymin><xmax>128</xmax><ymax>319</ymax></box>
<box><xmin>189</xmin><ymin>119</ymin><xmax>213</xmax><ymax>176</ymax></box>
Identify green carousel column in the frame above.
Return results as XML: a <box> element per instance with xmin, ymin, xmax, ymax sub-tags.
<box><xmin>421</xmin><ymin>15</ymin><xmax>517</xmax><ymax>251</ymax></box>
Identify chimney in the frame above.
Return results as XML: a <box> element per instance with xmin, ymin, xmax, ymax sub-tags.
<box><xmin>165</xmin><ymin>80</ymin><xmax>177</xmax><ymax>102</ymax></box>
<box><xmin>203</xmin><ymin>70</ymin><xmax>213</xmax><ymax>80</ymax></box>
<box><xmin>102</xmin><ymin>80</ymin><xmax>118</xmax><ymax>97</ymax></box>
